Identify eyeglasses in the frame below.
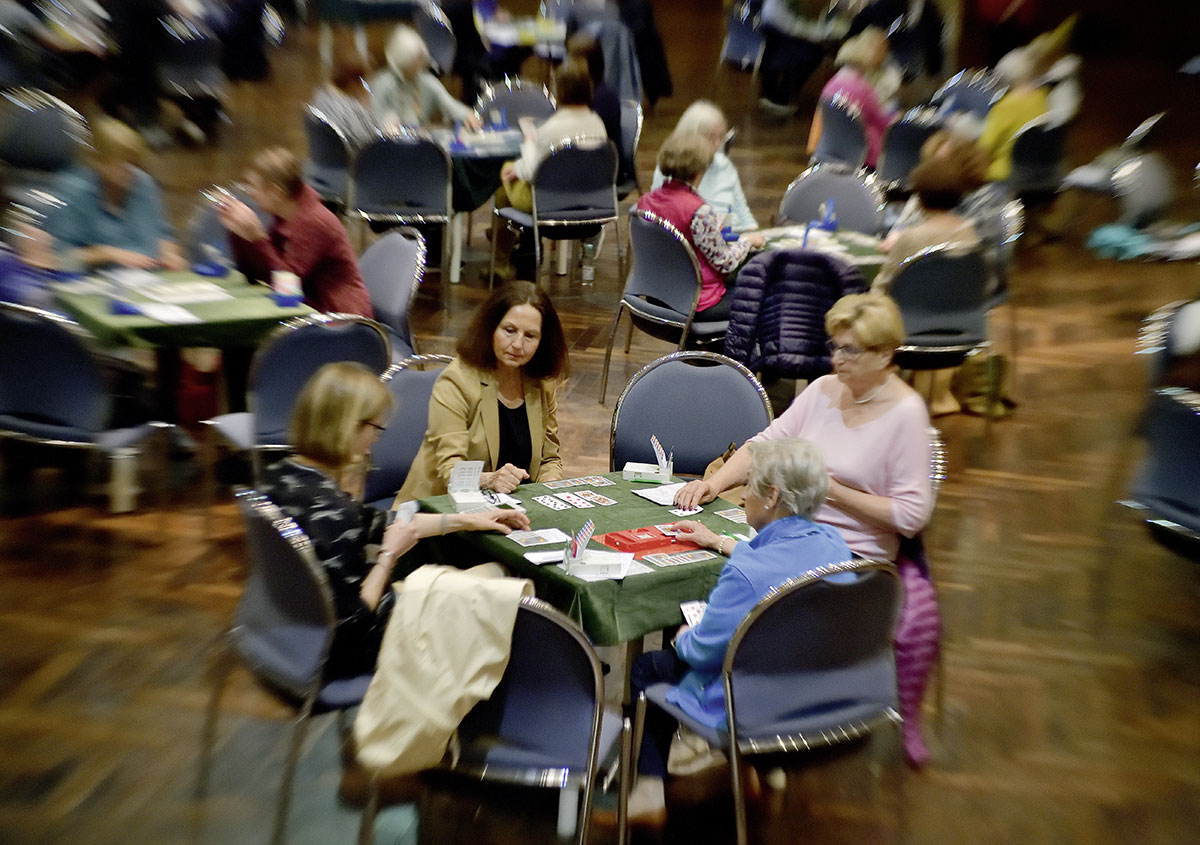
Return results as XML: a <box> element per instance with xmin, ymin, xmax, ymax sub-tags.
<box><xmin>363</xmin><ymin>421</ymin><xmax>387</xmax><ymax>433</ymax></box>
<box><xmin>825</xmin><ymin>340</ymin><xmax>871</xmax><ymax>360</ymax></box>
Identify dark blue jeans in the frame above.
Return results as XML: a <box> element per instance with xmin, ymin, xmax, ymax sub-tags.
<box><xmin>630</xmin><ymin>648</ymin><xmax>690</xmax><ymax>777</ymax></box>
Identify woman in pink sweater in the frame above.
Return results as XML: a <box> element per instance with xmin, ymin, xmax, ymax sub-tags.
<box><xmin>809</xmin><ymin>27</ymin><xmax>896</xmax><ymax>168</ymax></box>
<box><xmin>675</xmin><ymin>293</ymin><xmax>939</xmax><ymax>766</ymax></box>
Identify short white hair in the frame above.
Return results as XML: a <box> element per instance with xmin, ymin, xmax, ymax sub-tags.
<box><xmin>675</xmin><ymin>100</ymin><xmax>726</xmax><ymax>138</ymax></box>
<box><xmin>386</xmin><ymin>25</ymin><xmax>429</xmax><ymax>76</ymax></box>
<box><xmin>836</xmin><ymin>27</ymin><xmax>886</xmax><ymax>69</ymax></box>
<box><xmin>995</xmin><ymin>47</ymin><xmax>1036</xmax><ymax>86</ymax></box>
<box><xmin>747</xmin><ymin>438</ymin><xmax>829</xmax><ymax>519</ymax></box>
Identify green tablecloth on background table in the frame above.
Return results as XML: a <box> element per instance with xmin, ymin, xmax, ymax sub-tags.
<box><xmin>756</xmin><ymin>226</ymin><xmax>886</xmax><ymax>287</ymax></box>
<box><xmin>414</xmin><ymin>472</ymin><xmax>745</xmax><ymax>646</ymax></box>
<box><xmin>50</xmin><ymin>272</ymin><xmax>314</xmax><ymax>349</ymax></box>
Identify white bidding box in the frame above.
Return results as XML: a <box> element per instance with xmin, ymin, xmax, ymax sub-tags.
<box><xmin>622</xmin><ymin>460</ymin><xmax>673</xmax><ymax>483</ymax></box>
<box><xmin>565</xmin><ymin>549</ymin><xmax>634</xmax><ymax>580</ymax></box>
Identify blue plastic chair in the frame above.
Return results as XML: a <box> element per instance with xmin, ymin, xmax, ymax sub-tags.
<box><xmin>777</xmin><ymin>164</ymin><xmax>885</xmax><ymax>235</ymax></box>
<box><xmin>811</xmin><ymin>95</ymin><xmax>868</xmax><ymax>171</ymax></box>
<box><xmin>203</xmin><ymin>313</ymin><xmax>391</xmax><ymax>482</ymax></box>
<box><xmin>930</xmin><ymin>68</ymin><xmax>1005</xmax><ymax>119</ymax></box>
<box><xmin>303</xmin><ymin>106</ymin><xmax>353</xmax><ymax>210</ymax></box>
<box><xmin>0</xmin><ymin>88</ymin><xmax>90</xmax><ymax>200</ymax></box>
<box><xmin>414</xmin><ymin>0</ymin><xmax>457</xmax><ymax>76</ymax></box>
<box><xmin>358</xmin><ymin>228</ymin><xmax>426</xmax><ymax>362</ymax></box>
<box><xmin>361</xmin><ymin>595</ymin><xmax>628</xmax><ymax>845</ymax></box>
<box><xmin>0</xmin><ymin>302</ymin><xmax>166</xmax><ymax>512</ymax></box>
<box><xmin>157</xmin><ymin>14</ymin><xmax>227</xmax><ymax>104</ymax></box>
<box><xmin>719</xmin><ymin>0</ymin><xmax>764</xmax><ymax>74</ymax></box>
<box><xmin>200</xmin><ymin>487</ymin><xmax>375</xmax><ymax>845</ymax></box>
<box><xmin>1128</xmin><ymin>389</ymin><xmax>1200</xmax><ymax>560</ymax></box>
<box><xmin>362</xmin><ymin>354</ymin><xmax>453</xmax><ymax>510</ymax></box>
<box><xmin>609</xmin><ymin>351</ymin><xmax>772</xmax><ymax>475</ymax></box>
<box><xmin>876</xmin><ymin>111</ymin><xmax>941</xmax><ymax>192</ymax></box>
<box><xmin>488</xmin><ymin>136</ymin><xmax>622</xmax><ymax>287</ymax></box>
<box><xmin>1008</xmin><ymin>115</ymin><xmax>1068</xmax><ymax>201</ymax></box>
<box><xmin>617</xmin><ymin>97</ymin><xmax>643</xmax><ymax>199</ymax></box>
<box><xmin>598</xmin><ymin>209</ymin><xmax>725</xmax><ymax>403</ymax></box>
<box><xmin>475</xmin><ymin>77</ymin><xmax>557</xmax><ymax>128</ymax></box>
<box><xmin>625</xmin><ymin>558</ymin><xmax>901</xmax><ymax>845</ymax></box>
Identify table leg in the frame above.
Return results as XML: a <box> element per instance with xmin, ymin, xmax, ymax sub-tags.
<box><xmin>449</xmin><ymin>212</ymin><xmax>464</xmax><ymax>284</ymax></box>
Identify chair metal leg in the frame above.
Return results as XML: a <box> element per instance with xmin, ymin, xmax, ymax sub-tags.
<box><xmin>624</xmin><ymin>318</ymin><xmax>634</xmax><ymax>354</ymax></box>
<box><xmin>273</xmin><ymin>701</ymin><xmax>315</xmax><ymax>845</ymax></box>
<box><xmin>599</xmin><ymin>304</ymin><xmax>627</xmax><ymax>404</ymax></box>
<box><xmin>488</xmin><ymin>210</ymin><xmax>499</xmax><ymax>289</ymax></box>
<box><xmin>196</xmin><ymin>633</ymin><xmax>235</xmax><ymax>798</ymax></box>
<box><xmin>615</xmin><ymin>217</ymin><xmax>625</xmax><ymax>283</ymax></box>
<box><xmin>358</xmin><ymin>774</ymin><xmax>379</xmax><ymax>845</ymax></box>
<box><xmin>107</xmin><ymin>445</ymin><xmax>140</xmax><ymax>513</ymax></box>
<box><xmin>557</xmin><ymin>786</ymin><xmax>580</xmax><ymax>842</ymax></box>
<box><xmin>449</xmin><ymin>212</ymin><xmax>464</xmax><ymax>283</ymax></box>
<box><xmin>727</xmin><ymin>726</ymin><xmax>748</xmax><ymax>845</ymax></box>
<box><xmin>616</xmin><ymin>716</ymin><xmax>632</xmax><ymax>845</ymax></box>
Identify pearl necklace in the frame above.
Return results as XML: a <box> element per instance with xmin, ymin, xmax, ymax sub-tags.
<box><xmin>852</xmin><ymin>378</ymin><xmax>889</xmax><ymax>405</ymax></box>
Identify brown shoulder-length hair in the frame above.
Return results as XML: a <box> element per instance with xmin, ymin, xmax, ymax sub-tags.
<box><xmin>457</xmin><ymin>281</ymin><xmax>569</xmax><ymax>381</ymax></box>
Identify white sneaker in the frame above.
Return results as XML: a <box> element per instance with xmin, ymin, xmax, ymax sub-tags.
<box><xmin>626</xmin><ymin>776</ymin><xmax>667</xmax><ymax>828</ymax></box>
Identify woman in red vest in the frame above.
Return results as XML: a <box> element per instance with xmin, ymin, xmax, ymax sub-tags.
<box><xmin>636</xmin><ymin>132</ymin><xmax>765</xmax><ymax>321</ymax></box>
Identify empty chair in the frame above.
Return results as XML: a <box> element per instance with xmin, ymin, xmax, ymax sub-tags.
<box><xmin>414</xmin><ymin>0</ymin><xmax>457</xmax><ymax>76</ymax></box>
<box><xmin>877</xmin><ymin>111</ymin><xmax>941</xmax><ymax>192</ymax></box>
<box><xmin>476</xmin><ymin>77</ymin><xmax>557</xmax><ymax>128</ymax></box>
<box><xmin>1112</xmin><ymin>153</ymin><xmax>1174</xmax><ymax>229</ymax></box>
<box><xmin>349</xmin><ymin>132</ymin><xmax>452</xmax><ymax>270</ymax></box>
<box><xmin>157</xmin><ymin>14</ymin><xmax>227</xmax><ymax>131</ymax></box>
<box><xmin>362</xmin><ymin>354</ymin><xmax>453</xmax><ymax>511</ymax></box>
<box><xmin>599</xmin><ymin>209</ymin><xmax>725</xmax><ymax>403</ymax></box>
<box><xmin>609</xmin><ymin>351</ymin><xmax>772</xmax><ymax>474</ymax></box>
<box><xmin>0</xmin><ymin>302</ymin><xmax>165</xmax><ymax>512</ymax></box>
<box><xmin>488</xmin><ymin>137</ymin><xmax>622</xmax><ymax>287</ymax></box>
<box><xmin>1129</xmin><ymin>388</ymin><xmax>1200</xmax><ymax>560</ymax></box>
<box><xmin>811</xmin><ymin>95</ymin><xmax>868</xmax><ymax>171</ymax></box>
<box><xmin>625</xmin><ymin>559</ymin><xmax>901</xmax><ymax>845</ymax></box>
<box><xmin>777</xmin><ymin>164</ymin><xmax>885</xmax><ymax>235</ymax></box>
<box><xmin>203</xmin><ymin>313</ymin><xmax>391</xmax><ymax>481</ymax></box>
<box><xmin>1007</xmin><ymin>115</ymin><xmax>1068</xmax><ymax>201</ymax></box>
<box><xmin>719</xmin><ymin>0</ymin><xmax>764</xmax><ymax>74</ymax></box>
<box><xmin>0</xmin><ymin>88</ymin><xmax>90</xmax><ymax>199</ymax></box>
<box><xmin>930</xmin><ymin>68</ymin><xmax>1005</xmax><ymax>119</ymax></box>
<box><xmin>302</xmin><ymin>106</ymin><xmax>353</xmax><ymax>210</ymax></box>
<box><xmin>360</xmin><ymin>596</ymin><xmax>626</xmax><ymax>845</ymax></box>
<box><xmin>200</xmin><ymin>487</ymin><xmax>376</xmax><ymax>844</ymax></box>
<box><xmin>358</xmin><ymin>228</ymin><xmax>426</xmax><ymax>361</ymax></box>
<box><xmin>617</xmin><ymin>97</ymin><xmax>643</xmax><ymax>199</ymax></box>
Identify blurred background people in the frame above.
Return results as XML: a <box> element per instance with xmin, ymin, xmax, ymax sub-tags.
<box><xmin>369</xmin><ymin>25</ymin><xmax>480</xmax><ymax>129</ymax></box>
<box><xmin>808</xmin><ymin>27</ymin><xmax>896</xmax><ymax>169</ymax></box>
<box><xmin>309</xmin><ymin>51</ymin><xmax>380</xmax><ymax>152</ymax></box>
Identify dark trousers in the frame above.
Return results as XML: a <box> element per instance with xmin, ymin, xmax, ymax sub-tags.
<box><xmin>695</xmin><ymin>282</ymin><xmax>735</xmax><ymax>323</ymax></box>
<box><xmin>758</xmin><ymin>28</ymin><xmax>825</xmax><ymax>107</ymax></box>
<box><xmin>630</xmin><ymin>648</ymin><xmax>690</xmax><ymax>777</ymax></box>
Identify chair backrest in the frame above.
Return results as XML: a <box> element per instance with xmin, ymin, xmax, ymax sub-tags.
<box><xmin>610</xmin><ymin>351</ymin><xmax>772</xmax><ymax>474</ymax></box>
<box><xmin>475</xmin><ymin>77</ymin><xmax>557</xmax><ymax>128</ymax></box>
<box><xmin>889</xmin><ymin>246</ymin><xmax>989</xmax><ymax>343</ymax></box>
<box><xmin>720</xmin><ymin>0</ymin><xmax>764</xmax><ymax>71</ymax></box>
<box><xmin>1132</xmin><ymin>389</ymin><xmax>1200</xmax><ymax>532</ymax></box>
<box><xmin>352</xmin><ymin>133</ymin><xmax>452</xmax><ymax>221</ymax></box>
<box><xmin>623</xmin><ymin>209</ymin><xmax>703</xmax><ymax>318</ymax></box>
<box><xmin>0</xmin><ymin>302</ymin><xmax>109</xmax><ymax>439</ymax></box>
<box><xmin>414</xmin><ymin>1</ymin><xmax>457</xmax><ymax>76</ymax></box>
<box><xmin>358</xmin><ymin>228</ymin><xmax>425</xmax><ymax>352</ymax></box>
<box><xmin>1112</xmin><ymin>152</ymin><xmax>1174</xmax><ymax>229</ymax></box>
<box><xmin>876</xmin><ymin>113</ymin><xmax>940</xmax><ymax>190</ymax></box>
<box><xmin>724</xmin><ymin>559</ymin><xmax>901</xmax><ymax>745</ymax></box>
<box><xmin>1137</xmin><ymin>300</ymin><xmax>1189</xmax><ymax>386</ymax></box>
<box><xmin>454</xmin><ymin>597</ymin><xmax>604</xmax><ymax>779</ymax></box>
<box><xmin>247</xmin><ymin>314</ymin><xmax>392</xmax><ymax>445</ymax></box>
<box><xmin>304</xmin><ymin>106</ymin><xmax>352</xmax><ymax>172</ymax></box>
<box><xmin>812</xmin><ymin>95</ymin><xmax>867</xmax><ymax>171</ymax></box>
<box><xmin>232</xmin><ymin>487</ymin><xmax>337</xmax><ymax>700</ymax></box>
<box><xmin>618</xmin><ymin>97</ymin><xmax>643</xmax><ymax>186</ymax></box>
<box><xmin>185</xmin><ymin>185</ymin><xmax>271</xmax><ymax>265</ymax></box>
<box><xmin>531</xmin><ymin>137</ymin><xmax>618</xmax><ymax>223</ymax></box>
<box><xmin>0</xmin><ymin>88</ymin><xmax>90</xmax><ymax>172</ymax></box>
<box><xmin>363</xmin><ymin>354</ymin><xmax>453</xmax><ymax>506</ymax></box>
<box><xmin>1008</xmin><ymin>116</ymin><xmax>1068</xmax><ymax>196</ymax></box>
<box><xmin>777</xmin><ymin>165</ymin><xmax>884</xmax><ymax>235</ymax></box>
<box><xmin>157</xmin><ymin>13</ymin><xmax>224</xmax><ymax>93</ymax></box>
<box><xmin>931</xmin><ymin>68</ymin><xmax>1005</xmax><ymax>118</ymax></box>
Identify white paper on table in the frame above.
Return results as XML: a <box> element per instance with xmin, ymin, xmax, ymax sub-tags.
<box><xmin>107</xmin><ymin>268</ymin><xmax>160</xmax><ymax>290</ymax></box>
<box><xmin>559</xmin><ymin>552</ymin><xmax>651</xmax><ymax>581</ymax></box>
<box><xmin>632</xmin><ymin>481</ymin><xmax>686</xmax><ymax>507</ymax></box>
<box><xmin>137</xmin><ymin>303</ymin><xmax>202</xmax><ymax>324</ymax></box>
<box><xmin>508</xmin><ymin>527</ymin><xmax>571</xmax><ymax>547</ymax></box>
<box><xmin>141</xmin><ymin>280</ymin><xmax>232</xmax><ymax>303</ymax></box>
<box><xmin>487</xmin><ymin>491</ymin><xmax>525</xmax><ymax>510</ymax></box>
<box><xmin>525</xmin><ymin>549</ymin><xmax>565</xmax><ymax>564</ymax></box>
<box><xmin>449</xmin><ymin>460</ymin><xmax>484</xmax><ymax>494</ymax></box>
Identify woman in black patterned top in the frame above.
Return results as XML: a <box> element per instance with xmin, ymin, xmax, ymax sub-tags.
<box><xmin>261</xmin><ymin>362</ymin><xmax>529</xmax><ymax>679</ymax></box>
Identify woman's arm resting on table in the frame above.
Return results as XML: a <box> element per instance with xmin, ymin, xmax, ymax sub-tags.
<box><xmin>674</xmin><ymin>444</ymin><xmax>754</xmax><ymax>510</ymax></box>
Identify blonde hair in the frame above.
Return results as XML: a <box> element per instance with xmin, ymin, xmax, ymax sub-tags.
<box><xmin>747</xmin><ymin>438</ymin><xmax>829</xmax><ymax>519</ymax></box>
<box><xmin>289</xmin><ymin>362</ymin><xmax>392</xmax><ymax>470</ymax></box>
<box><xmin>836</xmin><ymin>27</ymin><xmax>887</xmax><ymax>70</ymax></box>
<box><xmin>249</xmin><ymin>146</ymin><xmax>304</xmax><ymax>198</ymax></box>
<box><xmin>825</xmin><ymin>293</ymin><xmax>905</xmax><ymax>352</ymax></box>
<box><xmin>656</xmin><ymin>130</ymin><xmax>713</xmax><ymax>183</ymax></box>
<box><xmin>89</xmin><ymin>117</ymin><xmax>146</xmax><ymax>167</ymax></box>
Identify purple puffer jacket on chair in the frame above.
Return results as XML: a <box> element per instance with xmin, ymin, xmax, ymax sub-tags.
<box><xmin>723</xmin><ymin>247</ymin><xmax>867</xmax><ymax>380</ymax></box>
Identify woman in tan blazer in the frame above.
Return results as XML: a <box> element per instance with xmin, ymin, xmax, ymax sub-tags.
<box><xmin>397</xmin><ymin>282</ymin><xmax>569</xmax><ymax>500</ymax></box>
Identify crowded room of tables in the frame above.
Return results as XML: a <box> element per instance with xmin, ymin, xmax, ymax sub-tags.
<box><xmin>1</xmin><ymin>0</ymin><xmax>1198</xmax><ymax>842</ymax></box>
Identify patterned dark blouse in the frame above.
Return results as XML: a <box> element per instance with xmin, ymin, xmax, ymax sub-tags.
<box><xmin>261</xmin><ymin>458</ymin><xmax>391</xmax><ymax>679</ymax></box>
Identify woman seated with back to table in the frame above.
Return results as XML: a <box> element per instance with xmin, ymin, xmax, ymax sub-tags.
<box><xmin>309</xmin><ymin>50</ymin><xmax>381</xmax><ymax>152</ymax></box>
<box><xmin>807</xmin><ymin>27</ymin><xmax>896</xmax><ymax>169</ymax></box>
<box><xmin>636</xmin><ymin>131</ymin><xmax>766</xmax><ymax>322</ymax></box>
<box><xmin>674</xmin><ymin>293</ymin><xmax>938</xmax><ymax>766</ymax></box>
<box><xmin>41</xmin><ymin>116</ymin><xmax>187</xmax><ymax>272</ymax></box>
<box><xmin>369</xmin><ymin>25</ymin><xmax>481</xmax><ymax>130</ymax></box>
<box><xmin>617</xmin><ymin>438</ymin><xmax>851</xmax><ymax>827</ymax></box>
<box><xmin>261</xmin><ymin>361</ymin><xmax>529</xmax><ymax>680</ymax></box>
<box><xmin>396</xmin><ymin>281</ymin><xmax>568</xmax><ymax>500</ymax></box>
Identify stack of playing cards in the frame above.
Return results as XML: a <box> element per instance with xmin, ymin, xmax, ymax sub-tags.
<box><xmin>643</xmin><ymin>549</ymin><xmax>717</xmax><ymax>566</ymax></box>
<box><xmin>545</xmin><ymin>475</ymin><xmax>615</xmax><ymax>489</ymax></box>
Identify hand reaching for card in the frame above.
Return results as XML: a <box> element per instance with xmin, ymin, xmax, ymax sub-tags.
<box><xmin>670</xmin><ymin>520</ymin><xmax>720</xmax><ymax>550</ymax></box>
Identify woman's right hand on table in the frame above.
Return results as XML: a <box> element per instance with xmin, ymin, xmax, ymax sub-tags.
<box><xmin>670</xmin><ymin>520</ymin><xmax>720</xmax><ymax>549</ymax></box>
<box><xmin>483</xmin><ymin>463</ymin><xmax>529</xmax><ymax>493</ymax></box>
<box><xmin>674</xmin><ymin>479</ymin><xmax>718</xmax><ymax>511</ymax></box>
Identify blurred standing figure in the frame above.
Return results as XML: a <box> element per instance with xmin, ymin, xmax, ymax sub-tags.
<box><xmin>809</xmin><ymin>27</ymin><xmax>896</xmax><ymax>169</ymax></box>
<box><xmin>757</xmin><ymin>0</ymin><xmax>846</xmax><ymax>117</ymax></box>
<box><xmin>979</xmin><ymin>47</ymin><xmax>1047</xmax><ymax>182</ymax></box>
<box><xmin>846</xmin><ymin>0</ymin><xmax>945</xmax><ymax>104</ymax></box>
<box><xmin>310</xmin><ymin>52</ymin><xmax>380</xmax><ymax>152</ymax></box>
<box><xmin>100</xmin><ymin>0</ymin><xmax>169</xmax><ymax>141</ymax></box>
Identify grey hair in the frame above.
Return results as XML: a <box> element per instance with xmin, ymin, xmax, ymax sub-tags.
<box><xmin>995</xmin><ymin>47</ymin><xmax>1036</xmax><ymax>86</ymax></box>
<box><xmin>747</xmin><ymin>438</ymin><xmax>829</xmax><ymax>519</ymax></box>
<box><xmin>386</xmin><ymin>25</ymin><xmax>430</xmax><ymax>76</ymax></box>
<box><xmin>675</xmin><ymin>100</ymin><xmax>726</xmax><ymax>138</ymax></box>
<box><xmin>836</xmin><ymin>27</ymin><xmax>887</xmax><ymax>69</ymax></box>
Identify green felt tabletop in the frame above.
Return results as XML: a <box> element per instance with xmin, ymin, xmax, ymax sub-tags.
<box><xmin>50</xmin><ymin>271</ymin><xmax>314</xmax><ymax>349</ymax></box>
<box><xmin>755</xmin><ymin>226</ymin><xmax>885</xmax><ymax>286</ymax></box>
<box><xmin>415</xmin><ymin>472</ymin><xmax>747</xmax><ymax>646</ymax></box>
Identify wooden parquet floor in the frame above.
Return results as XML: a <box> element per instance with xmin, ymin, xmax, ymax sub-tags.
<box><xmin>3</xmin><ymin>4</ymin><xmax>1200</xmax><ymax>843</ymax></box>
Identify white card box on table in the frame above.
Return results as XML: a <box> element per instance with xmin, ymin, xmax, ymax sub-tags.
<box><xmin>622</xmin><ymin>460</ymin><xmax>673</xmax><ymax>483</ymax></box>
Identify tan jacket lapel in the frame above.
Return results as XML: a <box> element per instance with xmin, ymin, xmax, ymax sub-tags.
<box><xmin>479</xmin><ymin>372</ymin><xmax>500</xmax><ymax>470</ymax></box>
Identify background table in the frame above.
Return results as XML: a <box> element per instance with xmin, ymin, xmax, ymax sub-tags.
<box><xmin>414</xmin><ymin>472</ymin><xmax>743</xmax><ymax>646</ymax></box>
<box><xmin>756</xmin><ymin>226</ymin><xmax>887</xmax><ymax>287</ymax></box>
<box><xmin>50</xmin><ymin>272</ymin><xmax>313</xmax><ymax>349</ymax></box>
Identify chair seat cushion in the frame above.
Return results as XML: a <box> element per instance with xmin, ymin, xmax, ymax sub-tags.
<box><xmin>1135</xmin><ymin>495</ymin><xmax>1200</xmax><ymax>535</ymax></box>
<box><xmin>0</xmin><ymin>414</ymin><xmax>95</xmax><ymax>445</ymax></box>
<box><xmin>316</xmin><ymin>672</ymin><xmax>374</xmax><ymax>712</ymax></box>
<box><xmin>452</xmin><ymin>710</ymin><xmax>622</xmax><ymax>782</ymax></box>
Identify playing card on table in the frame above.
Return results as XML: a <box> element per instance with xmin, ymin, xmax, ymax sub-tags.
<box><xmin>579</xmin><ymin>475</ymin><xmax>615</xmax><ymax>487</ymax></box>
<box><xmin>533</xmin><ymin>494</ymin><xmax>571</xmax><ymax>511</ymax></box>
<box><xmin>669</xmin><ymin>506</ymin><xmax>702</xmax><ymax>517</ymax></box>
<box><xmin>508</xmin><ymin>528</ymin><xmax>570</xmax><ymax>547</ymax></box>
<box><xmin>556</xmin><ymin>492</ymin><xmax>595</xmax><ymax>508</ymax></box>
<box><xmin>667</xmin><ymin>549</ymin><xmax>717</xmax><ymax>564</ymax></box>
<box><xmin>544</xmin><ymin>478</ymin><xmax>583</xmax><ymax>489</ymax></box>
<box><xmin>577</xmin><ymin>490</ymin><xmax>617</xmax><ymax>506</ymax></box>
<box><xmin>715</xmin><ymin>507</ymin><xmax>747</xmax><ymax>523</ymax></box>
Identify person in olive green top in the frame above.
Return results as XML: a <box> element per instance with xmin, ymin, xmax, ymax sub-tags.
<box><xmin>397</xmin><ymin>282</ymin><xmax>568</xmax><ymax>500</ymax></box>
<box><xmin>979</xmin><ymin>47</ymin><xmax>1049</xmax><ymax>182</ymax></box>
